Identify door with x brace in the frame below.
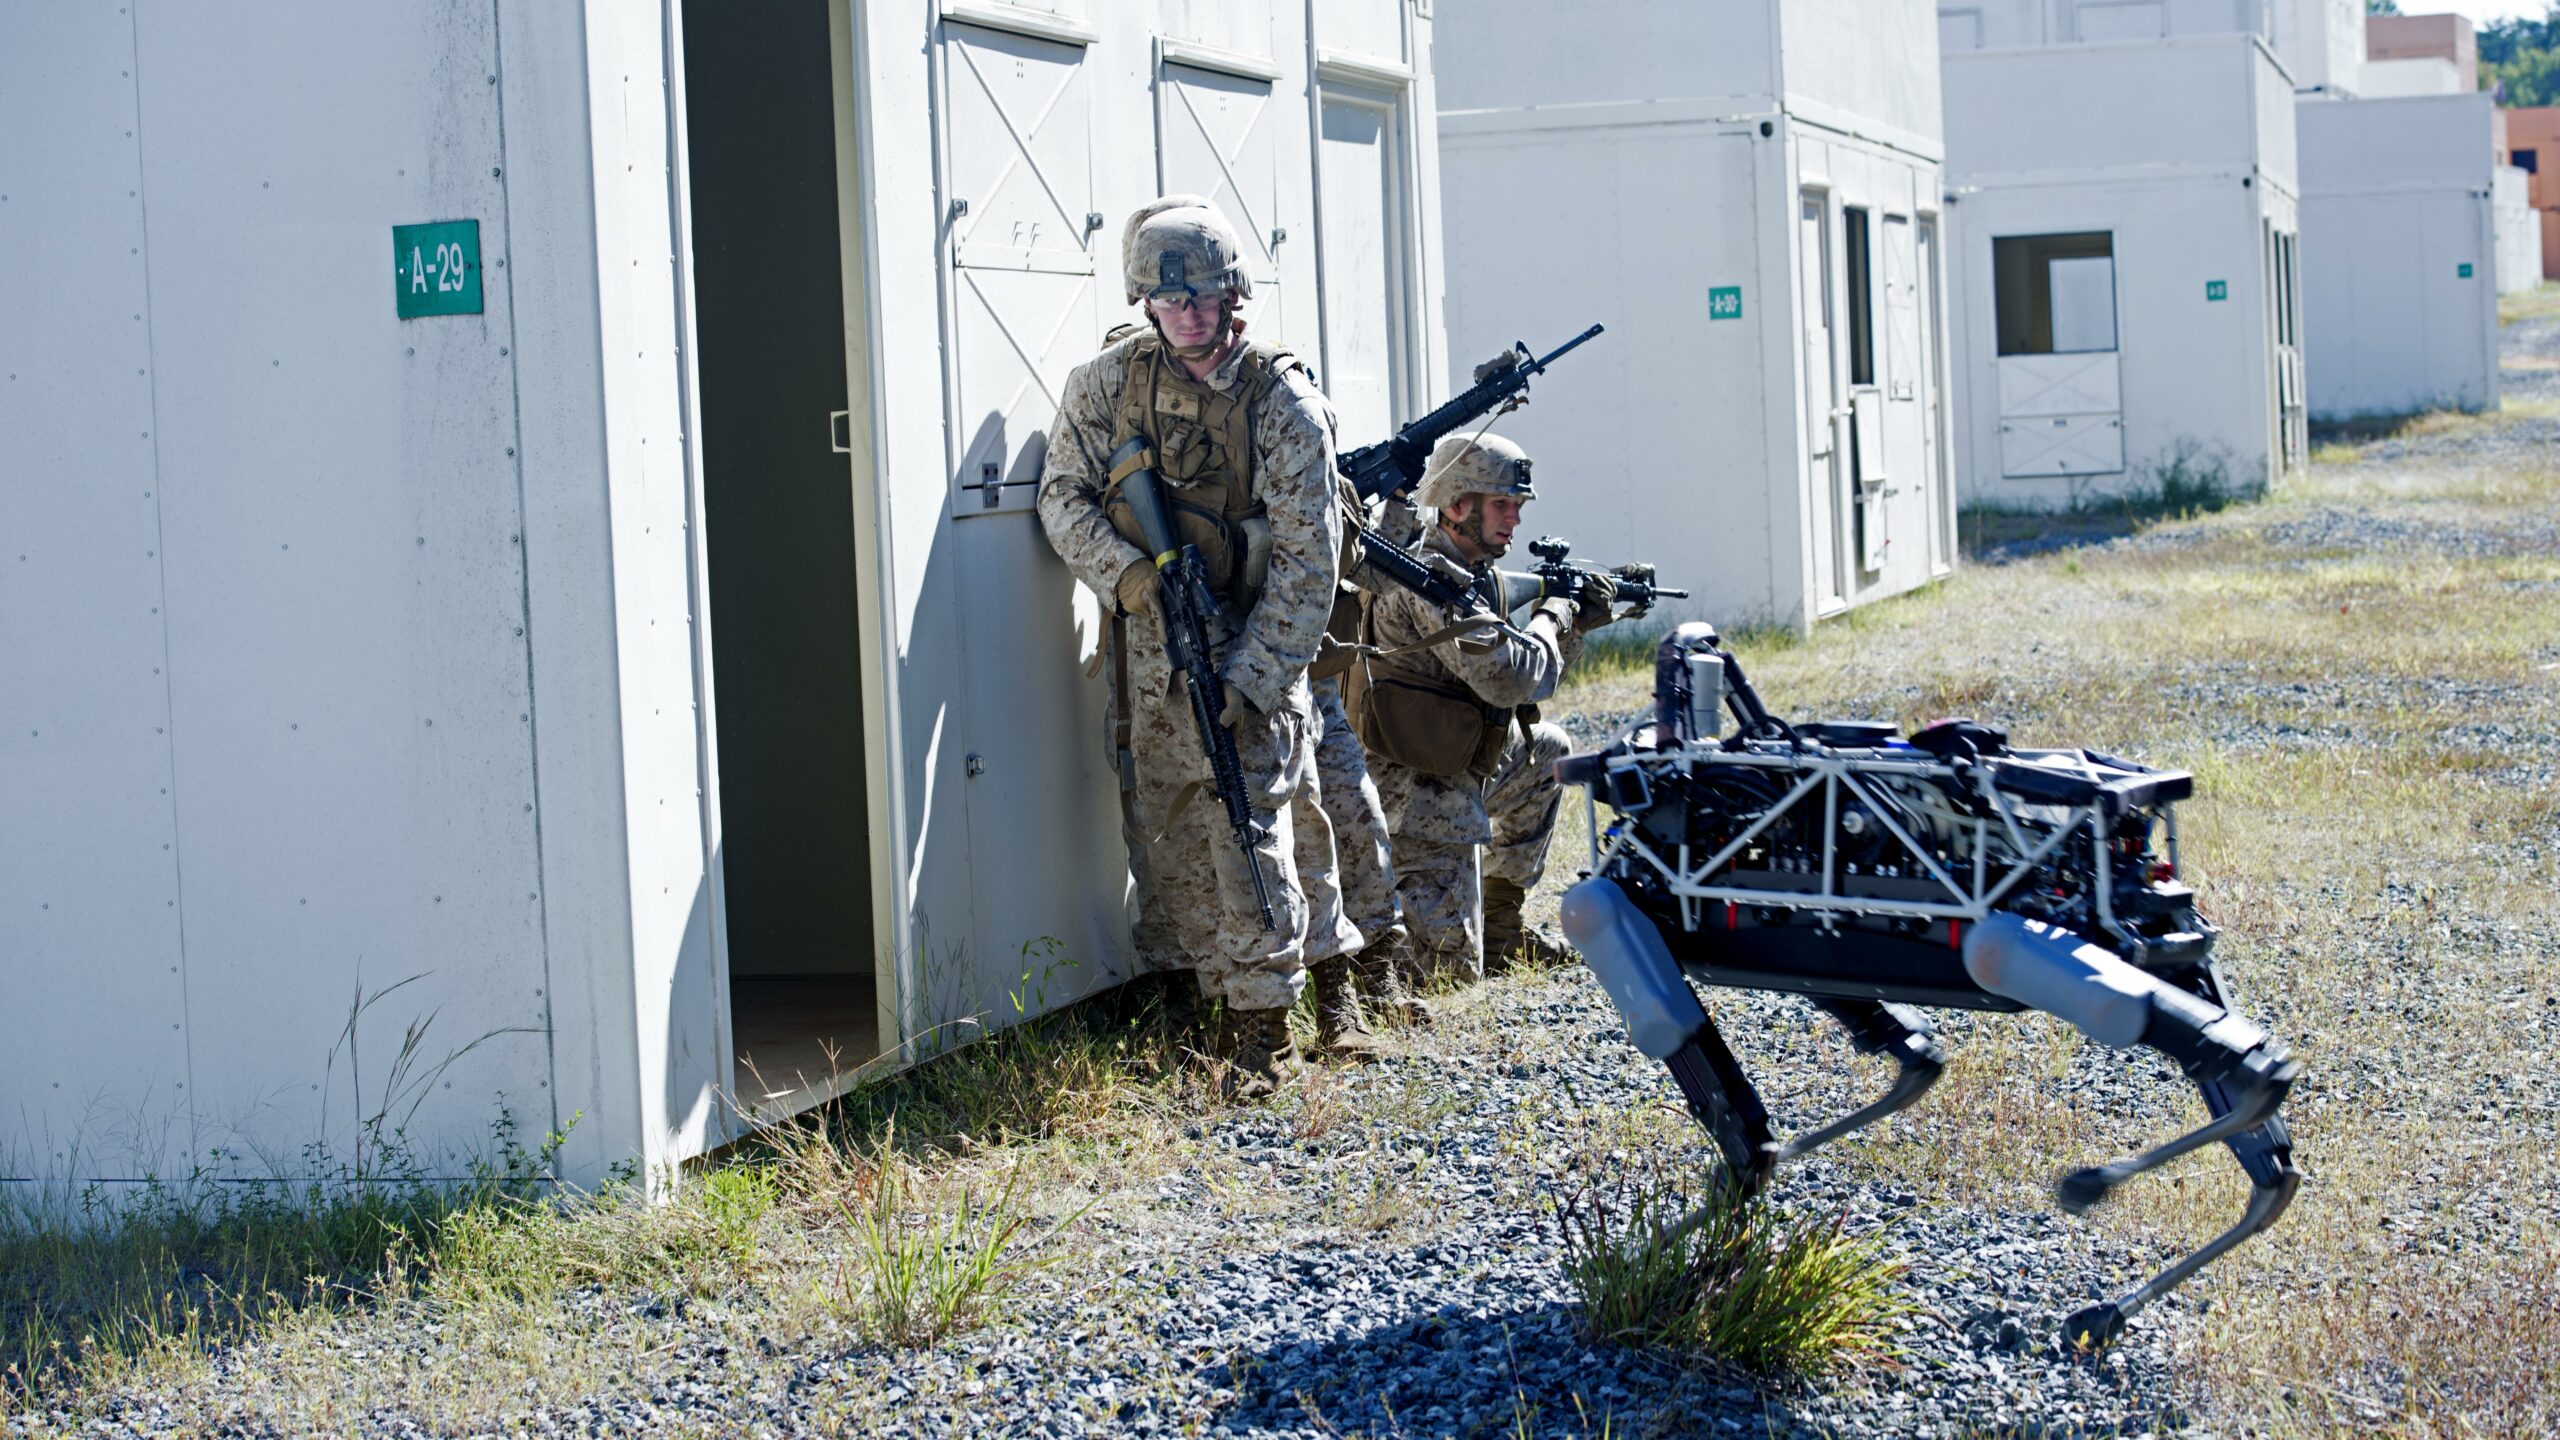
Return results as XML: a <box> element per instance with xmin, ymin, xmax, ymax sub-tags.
<box><xmin>939</xmin><ymin>20</ymin><xmax>1099</xmax><ymax>519</ymax></box>
<box><xmin>1156</xmin><ymin>58</ymin><xmax>1288</xmax><ymax>346</ymax></box>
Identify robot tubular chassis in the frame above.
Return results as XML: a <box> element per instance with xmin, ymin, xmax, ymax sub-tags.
<box><xmin>1555</xmin><ymin>624</ymin><xmax>2302</xmax><ymax>1348</ymax></box>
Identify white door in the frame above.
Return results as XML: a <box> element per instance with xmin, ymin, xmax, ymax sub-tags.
<box><xmin>1159</xmin><ymin>61</ymin><xmax>1286</xmax><ymax>340</ymax></box>
<box><xmin>1799</xmin><ymin>194</ymin><xmax>1843</xmax><ymax>610</ymax></box>
<box><xmin>940</xmin><ymin>21</ymin><xmax>1098</xmax><ymax>518</ymax></box>
<box><xmin>933</xmin><ymin>17</ymin><xmax>1129</xmax><ymax>1035</ymax></box>
<box><xmin>1316</xmin><ymin>87</ymin><xmax>1408</xmax><ymax>448</ymax></box>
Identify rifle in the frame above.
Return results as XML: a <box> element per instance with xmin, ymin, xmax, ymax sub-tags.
<box><xmin>1108</xmin><ymin>437</ymin><xmax>1277</xmax><ymax>931</ymax></box>
<box><xmin>1348</xmin><ymin>522</ymin><xmax>1529</xmax><ymax>648</ymax></box>
<box><xmin>1492</xmin><ymin>536</ymin><xmax>1689</xmax><ymax>615</ymax></box>
<box><xmin>1337</xmin><ymin>324</ymin><xmax>1605</xmax><ymax>503</ymax></box>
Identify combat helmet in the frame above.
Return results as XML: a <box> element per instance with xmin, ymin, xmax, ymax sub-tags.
<box><xmin>1122</xmin><ymin>195</ymin><xmax>1254</xmax><ymax>305</ymax></box>
<box><xmin>1417</xmin><ymin>432</ymin><xmax>1535</xmax><ymax>510</ymax></box>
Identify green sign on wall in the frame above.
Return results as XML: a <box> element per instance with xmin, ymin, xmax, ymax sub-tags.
<box><xmin>2458</xmin><ymin>262</ymin><xmax>2475</xmax><ymax>279</ymax></box>
<box><xmin>2205</xmin><ymin>279</ymin><xmax>2228</xmax><ymax>302</ymax></box>
<box><xmin>1708</xmin><ymin>286</ymin><xmax>1743</xmax><ymax>320</ymax></box>
<box><xmin>394</xmin><ymin>220</ymin><xmax>483</xmax><ymax>318</ymax></box>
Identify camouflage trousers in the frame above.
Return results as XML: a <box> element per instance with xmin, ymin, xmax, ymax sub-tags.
<box><xmin>1371</xmin><ymin>720</ymin><xmax>1572</xmax><ymax>980</ymax></box>
<box><xmin>1312</xmin><ymin>676</ymin><xmax>1402</xmax><ymax>955</ymax></box>
<box><xmin>1115</xmin><ymin>658</ymin><xmax>1358</xmax><ymax>1011</ymax></box>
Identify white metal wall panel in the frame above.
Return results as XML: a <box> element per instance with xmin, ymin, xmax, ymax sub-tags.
<box><xmin>943</xmin><ymin>23</ymin><xmax>1099</xmax><ymax>518</ymax></box>
<box><xmin>1317</xmin><ymin>89</ymin><xmax>1404</xmax><ymax>449</ymax></box>
<box><xmin>1434</xmin><ymin>0</ymin><xmax>1778</xmax><ymax>113</ymax></box>
<box><xmin>1158</xmin><ymin>60</ymin><xmax>1286</xmax><ymax>335</ymax></box>
<box><xmin>127</xmin><ymin>1</ymin><xmax>552</xmax><ymax>1177</ymax></box>
<box><xmin>1944</xmin><ymin>40</ymin><xmax>2262</xmax><ymax>179</ymax></box>
<box><xmin>1441</xmin><ymin>120</ymin><xmax>1780</xmax><ymax>620</ymax></box>
<box><xmin>1779</xmin><ymin>0</ymin><xmax>1945</xmax><ymax>153</ymax></box>
<box><xmin>1313</xmin><ymin>0</ymin><xmax>1406</xmax><ymax>71</ymax></box>
<box><xmin>0</xmin><ymin>4</ymin><xmax>193</xmax><ymax>1183</ymax></box>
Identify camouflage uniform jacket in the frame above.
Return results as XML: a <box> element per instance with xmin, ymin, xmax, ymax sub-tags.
<box><xmin>1038</xmin><ymin>328</ymin><xmax>1343</xmax><ymax>785</ymax></box>
<box><xmin>1363</xmin><ymin>527</ymin><xmax>1581</xmax><ymax>846</ymax></box>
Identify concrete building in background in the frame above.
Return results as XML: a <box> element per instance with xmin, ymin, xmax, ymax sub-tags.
<box><xmin>2298</xmin><ymin>94</ymin><xmax>2503</xmax><ymax>416</ymax></box>
<box><xmin>2363</xmin><ymin>11</ymin><xmax>2477</xmax><ymax>96</ymax></box>
<box><xmin>1941</xmin><ymin>6</ymin><xmax>2305</xmax><ymax>507</ymax></box>
<box><xmin>0</xmin><ymin>0</ymin><xmax>1447</xmax><ymax>1194</ymax></box>
<box><xmin>2504</xmin><ymin>107</ymin><xmax>2560</xmax><ymax>279</ymax></box>
<box><xmin>1435</xmin><ymin>0</ymin><xmax>1956</xmax><ymax>631</ymax></box>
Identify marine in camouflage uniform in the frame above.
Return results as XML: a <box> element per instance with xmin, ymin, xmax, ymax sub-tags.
<box><xmin>1038</xmin><ymin>196</ymin><xmax>1354</xmax><ymax>1093</ymax></box>
<box><xmin>1348</xmin><ymin>434</ymin><xmax>1629</xmax><ymax>982</ymax></box>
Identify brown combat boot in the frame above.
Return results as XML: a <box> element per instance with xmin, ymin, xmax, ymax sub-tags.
<box><xmin>1222</xmin><ymin>1006</ymin><xmax>1300</xmax><ymax>1099</ymax></box>
<box><xmin>1355</xmin><ymin>934</ymin><xmax>1435</xmax><ymax>1027</ymax></box>
<box><xmin>1310</xmin><ymin>956</ymin><xmax>1385</xmax><ymax>1060</ymax></box>
<box><xmin>1481</xmin><ymin>878</ymin><xmax>1572</xmax><ymax>976</ymax></box>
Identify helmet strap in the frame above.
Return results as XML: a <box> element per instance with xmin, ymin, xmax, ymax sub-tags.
<box><xmin>1441</xmin><ymin>498</ymin><xmax>1509</xmax><ymax>564</ymax></box>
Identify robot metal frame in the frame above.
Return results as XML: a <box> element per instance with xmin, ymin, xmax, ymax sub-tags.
<box><xmin>1554</xmin><ymin>623</ymin><xmax>2303</xmax><ymax>1349</ymax></box>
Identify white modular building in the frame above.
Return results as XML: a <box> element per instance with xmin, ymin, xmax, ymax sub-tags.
<box><xmin>2495</xmin><ymin>165</ymin><xmax>2540</xmax><ymax>295</ymax></box>
<box><xmin>1</xmin><ymin>0</ymin><xmax>1447</xmax><ymax>1194</ymax></box>
<box><xmin>1940</xmin><ymin>24</ymin><xmax>2306</xmax><ymax>507</ymax></box>
<box><xmin>1433</xmin><ymin>0</ymin><xmax>1957</xmax><ymax>633</ymax></box>
<box><xmin>2297</xmin><ymin>93</ymin><xmax>2502</xmax><ymax>418</ymax></box>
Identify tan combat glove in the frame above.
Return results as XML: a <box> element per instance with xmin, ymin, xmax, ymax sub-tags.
<box><xmin>1572</xmin><ymin>572</ymin><xmax>1620</xmax><ymax>634</ymax></box>
<box><xmin>1217</xmin><ymin>682</ymin><xmax>1261</xmax><ymax>734</ymax></box>
<box><xmin>1115</xmin><ymin>557</ymin><xmax>1159</xmax><ymax>618</ymax></box>
<box><xmin>1610</xmin><ymin>563</ymin><xmax>1656</xmax><ymax>621</ymax></box>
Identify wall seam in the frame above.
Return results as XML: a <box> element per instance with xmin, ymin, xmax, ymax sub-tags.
<box><xmin>124</xmin><ymin>0</ymin><xmax>197</xmax><ymax>1176</ymax></box>
<box><xmin>487</xmin><ymin>0</ymin><xmax>566</xmax><ymax>1163</ymax></box>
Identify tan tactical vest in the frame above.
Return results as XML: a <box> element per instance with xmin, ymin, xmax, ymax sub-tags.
<box><xmin>1345</xmin><ymin>565</ymin><xmax>1516</xmax><ymax>779</ymax></box>
<box><xmin>1102</xmin><ymin>328</ymin><xmax>1298</xmax><ymax>610</ymax></box>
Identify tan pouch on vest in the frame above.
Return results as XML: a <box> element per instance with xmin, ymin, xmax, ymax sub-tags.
<box><xmin>1356</xmin><ymin>675</ymin><xmax>1496</xmax><ymax>778</ymax></box>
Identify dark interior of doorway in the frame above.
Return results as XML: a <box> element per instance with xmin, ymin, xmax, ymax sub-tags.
<box><xmin>682</xmin><ymin>0</ymin><xmax>881</xmax><ymax>1111</ymax></box>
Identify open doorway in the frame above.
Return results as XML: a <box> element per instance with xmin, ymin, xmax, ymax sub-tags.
<box><xmin>681</xmin><ymin>0</ymin><xmax>883</xmax><ymax>1114</ymax></box>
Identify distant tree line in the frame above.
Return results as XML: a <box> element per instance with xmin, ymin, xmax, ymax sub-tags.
<box><xmin>2480</xmin><ymin>5</ymin><xmax>2560</xmax><ymax>107</ymax></box>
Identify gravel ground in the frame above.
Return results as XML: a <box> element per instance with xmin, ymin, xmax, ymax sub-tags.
<box><xmin>18</xmin><ymin>972</ymin><xmax>2201</xmax><ymax>1439</ymax></box>
<box><xmin>17</xmin><ymin>306</ymin><xmax>2557</xmax><ymax>1440</ymax></box>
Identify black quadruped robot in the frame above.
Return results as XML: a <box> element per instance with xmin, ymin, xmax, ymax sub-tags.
<box><xmin>1556</xmin><ymin>623</ymin><xmax>2303</xmax><ymax>1349</ymax></box>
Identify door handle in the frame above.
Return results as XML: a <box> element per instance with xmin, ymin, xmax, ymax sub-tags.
<box><xmin>830</xmin><ymin>410</ymin><xmax>853</xmax><ymax>455</ymax></box>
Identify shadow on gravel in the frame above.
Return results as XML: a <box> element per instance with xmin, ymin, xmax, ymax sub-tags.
<box><xmin>1216</xmin><ymin>1299</ymin><xmax>1765</xmax><ymax>1437</ymax></box>
<box><xmin>1217</xmin><ymin>1294</ymin><xmax>2201</xmax><ymax>1439</ymax></box>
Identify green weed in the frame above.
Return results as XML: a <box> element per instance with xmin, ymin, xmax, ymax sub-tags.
<box><xmin>1555</xmin><ymin>1165</ymin><xmax>1905</xmax><ymax>1378</ymax></box>
<box><xmin>831</xmin><ymin>1150</ymin><xmax>1072</xmax><ymax>1348</ymax></box>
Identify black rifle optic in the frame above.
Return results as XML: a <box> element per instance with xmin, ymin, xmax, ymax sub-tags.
<box><xmin>1337</xmin><ymin>323</ymin><xmax>1605</xmax><ymax>504</ymax></box>
<box><xmin>1108</xmin><ymin>436</ymin><xmax>1276</xmax><ymax>931</ymax></box>
<box><xmin>1493</xmin><ymin>536</ymin><xmax>1689</xmax><ymax>615</ymax></box>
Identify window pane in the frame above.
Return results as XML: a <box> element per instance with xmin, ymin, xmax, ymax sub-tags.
<box><xmin>1992</xmin><ymin>231</ymin><xmax>2114</xmax><ymax>356</ymax></box>
<box><xmin>2047</xmin><ymin>256</ymin><xmax>2116</xmax><ymax>352</ymax></box>
<box><xmin>1845</xmin><ymin>208</ymin><xmax>1874</xmax><ymax>386</ymax></box>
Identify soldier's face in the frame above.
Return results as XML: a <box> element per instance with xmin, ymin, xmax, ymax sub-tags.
<box><xmin>1477</xmin><ymin>495</ymin><xmax>1524</xmax><ymax>551</ymax></box>
<box><xmin>1445</xmin><ymin>493</ymin><xmax>1524</xmax><ymax>562</ymax></box>
<box><xmin>1146</xmin><ymin>290</ymin><xmax>1228</xmax><ymax>351</ymax></box>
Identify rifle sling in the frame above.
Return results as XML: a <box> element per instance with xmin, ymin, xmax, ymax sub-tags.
<box><xmin>1309</xmin><ymin>614</ymin><xmax>1512</xmax><ymax>682</ymax></box>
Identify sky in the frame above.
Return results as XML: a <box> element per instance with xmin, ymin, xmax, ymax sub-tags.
<box><xmin>2423</xmin><ymin>0</ymin><xmax>2550</xmax><ymax>25</ymax></box>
